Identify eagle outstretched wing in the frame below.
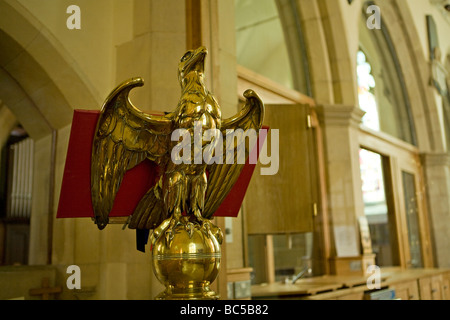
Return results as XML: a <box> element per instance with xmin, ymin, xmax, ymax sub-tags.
<box><xmin>202</xmin><ymin>89</ymin><xmax>265</xmax><ymax>219</ymax></box>
<box><xmin>91</xmin><ymin>77</ymin><xmax>174</xmax><ymax>229</ymax></box>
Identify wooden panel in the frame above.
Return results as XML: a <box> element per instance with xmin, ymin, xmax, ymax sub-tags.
<box><xmin>251</xmin><ymin>281</ymin><xmax>342</xmax><ymax>298</ymax></box>
<box><xmin>397</xmin><ymin>162</ymin><xmax>433</xmax><ymax>269</ymax></box>
<box><xmin>431</xmin><ymin>275</ymin><xmax>444</xmax><ymax>300</ymax></box>
<box><xmin>329</xmin><ymin>254</ymin><xmax>375</xmax><ymax>276</ymax></box>
<box><xmin>392</xmin><ymin>280</ymin><xmax>419</xmax><ymax>300</ymax></box>
<box><xmin>244</xmin><ymin>104</ymin><xmax>314</xmax><ymax>234</ymax></box>
<box><xmin>418</xmin><ymin>277</ymin><xmax>432</xmax><ymax>300</ymax></box>
<box><xmin>250</xmin><ymin>268</ymin><xmax>450</xmax><ymax>300</ymax></box>
<box><xmin>265</xmin><ymin>235</ymin><xmax>275</xmax><ymax>284</ymax></box>
<box><xmin>419</xmin><ymin>275</ymin><xmax>443</xmax><ymax>300</ymax></box>
<box><xmin>442</xmin><ymin>273</ymin><xmax>450</xmax><ymax>300</ymax></box>
<box><xmin>227</xmin><ymin>268</ymin><xmax>253</xmax><ymax>283</ymax></box>
<box><xmin>336</xmin><ymin>292</ymin><xmax>364</xmax><ymax>300</ymax></box>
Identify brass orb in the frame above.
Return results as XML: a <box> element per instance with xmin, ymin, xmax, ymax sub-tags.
<box><xmin>152</xmin><ymin>223</ymin><xmax>221</xmax><ymax>300</ymax></box>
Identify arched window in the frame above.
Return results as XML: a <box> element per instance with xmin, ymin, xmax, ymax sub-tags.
<box><xmin>357</xmin><ymin>50</ymin><xmax>379</xmax><ymax>131</ymax></box>
<box><xmin>443</xmin><ymin>56</ymin><xmax>450</xmax><ymax>151</ymax></box>
<box><xmin>357</xmin><ymin>4</ymin><xmax>432</xmax><ymax>269</ymax></box>
<box><xmin>358</xmin><ymin>11</ymin><xmax>416</xmax><ymax>145</ymax></box>
<box><xmin>445</xmin><ymin>93</ymin><xmax>450</xmax><ymax>150</ymax></box>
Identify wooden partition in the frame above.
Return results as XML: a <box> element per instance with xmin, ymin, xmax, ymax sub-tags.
<box><xmin>244</xmin><ymin>104</ymin><xmax>315</xmax><ymax>234</ymax></box>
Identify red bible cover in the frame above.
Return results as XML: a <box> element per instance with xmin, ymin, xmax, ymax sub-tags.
<box><xmin>57</xmin><ymin>109</ymin><xmax>267</xmax><ymax>220</ymax></box>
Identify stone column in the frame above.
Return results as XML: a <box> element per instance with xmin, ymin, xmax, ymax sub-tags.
<box><xmin>316</xmin><ymin>104</ymin><xmax>366</xmax><ymax>263</ymax></box>
<box><xmin>115</xmin><ymin>0</ymin><xmax>187</xmax><ymax>113</ymax></box>
<box><xmin>421</xmin><ymin>152</ymin><xmax>450</xmax><ymax>268</ymax></box>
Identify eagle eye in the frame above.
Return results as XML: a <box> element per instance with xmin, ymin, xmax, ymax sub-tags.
<box><xmin>181</xmin><ymin>51</ymin><xmax>193</xmax><ymax>62</ymax></box>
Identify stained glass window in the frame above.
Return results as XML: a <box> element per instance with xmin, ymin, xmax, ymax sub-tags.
<box><xmin>357</xmin><ymin>50</ymin><xmax>379</xmax><ymax>131</ymax></box>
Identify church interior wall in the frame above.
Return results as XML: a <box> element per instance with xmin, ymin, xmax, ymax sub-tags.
<box><xmin>0</xmin><ymin>0</ymin><xmax>449</xmax><ymax>299</ymax></box>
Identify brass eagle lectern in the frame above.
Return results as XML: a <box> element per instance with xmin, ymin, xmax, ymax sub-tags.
<box><xmin>90</xmin><ymin>46</ymin><xmax>264</xmax><ymax>299</ymax></box>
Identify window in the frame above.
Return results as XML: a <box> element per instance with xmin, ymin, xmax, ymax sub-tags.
<box><xmin>357</xmin><ymin>4</ymin><xmax>432</xmax><ymax>268</ymax></box>
<box><xmin>358</xmin><ymin>10</ymin><xmax>416</xmax><ymax>145</ymax></box>
<box><xmin>359</xmin><ymin>148</ymin><xmax>398</xmax><ymax>267</ymax></box>
<box><xmin>357</xmin><ymin>51</ymin><xmax>379</xmax><ymax>131</ymax></box>
<box><xmin>248</xmin><ymin>233</ymin><xmax>313</xmax><ymax>284</ymax></box>
<box><xmin>443</xmin><ymin>86</ymin><xmax>450</xmax><ymax>151</ymax></box>
<box><xmin>401</xmin><ymin>171</ymin><xmax>423</xmax><ymax>268</ymax></box>
<box><xmin>235</xmin><ymin>0</ymin><xmax>310</xmax><ymax>94</ymax></box>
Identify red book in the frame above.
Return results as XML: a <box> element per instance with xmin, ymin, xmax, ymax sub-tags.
<box><xmin>57</xmin><ymin>110</ymin><xmax>267</xmax><ymax>221</ymax></box>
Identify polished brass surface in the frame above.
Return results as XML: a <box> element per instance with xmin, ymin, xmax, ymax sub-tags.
<box><xmin>90</xmin><ymin>46</ymin><xmax>264</xmax><ymax>299</ymax></box>
<box><xmin>152</xmin><ymin>223</ymin><xmax>221</xmax><ymax>300</ymax></box>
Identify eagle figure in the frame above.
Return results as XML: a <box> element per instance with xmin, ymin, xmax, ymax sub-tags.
<box><xmin>90</xmin><ymin>46</ymin><xmax>264</xmax><ymax>246</ymax></box>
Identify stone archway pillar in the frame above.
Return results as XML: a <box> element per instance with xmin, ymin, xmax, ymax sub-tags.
<box><xmin>421</xmin><ymin>153</ymin><xmax>450</xmax><ymax>268</ymax></box>
<box><xmin>317</xmin><ymin>104</ymin><xmax>367</xmax><ymax>269</ymax></box>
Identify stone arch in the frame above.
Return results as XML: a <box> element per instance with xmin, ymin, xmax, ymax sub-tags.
<box><xmin>375</xmin><ymin>0</ymin><xmax>443</xmax><ymax>152</ymax></box>
<box><xmin>297</xmin><ymin>0</ymin><xmax>358</xmax><ymax>106</ymax></box>
<box><xmin>298</xmin><ymin>0</ymin><xmax>443</xmax><ymax>152</ymax></box>
<box><xmin>294</xmin><ymin>0</ymin><xmax>448</xmax><ymax>266</ymax></box>
<box><xmin>0</xmin><ymin>0</ymin><xmax>99</xmax><ymax>265</ymax></box>
<box><xmin>0</xmin><ymin>0</ymin><xmax>99</xmax><ymax>138</ymax></box>
<box><xmin>295</xmin><ymin>0</ymin><xmax>337</xmax><ymax>104</ymax></box>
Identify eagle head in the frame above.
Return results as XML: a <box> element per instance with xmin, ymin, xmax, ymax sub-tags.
<box><xmin>178</xmin><ymin>46</ymin><xmax>207</xmax><ymax>85</ymax></box>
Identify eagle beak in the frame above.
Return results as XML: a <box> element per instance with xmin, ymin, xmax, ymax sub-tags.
<box><xmin>196</xmin><ymin>46</ymin><xmax>208</xmax><ymax>56</ymax></box>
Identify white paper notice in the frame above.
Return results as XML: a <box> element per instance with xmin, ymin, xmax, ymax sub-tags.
<box><xmin>334</xmin><ymin>225</ymin><xmax>359</xmax><ymax>257</ymax></box>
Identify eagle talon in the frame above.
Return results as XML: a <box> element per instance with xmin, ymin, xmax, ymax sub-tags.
<box><xmin>151</xmin><ymin>215</ymin><xmax>185</xmax><ymax>246</ymax></box>
<box><xmin>195</xmin><ymin>218</ymin><xmax>223</xmax><ymax>244</ymax></box>
<box><xmin>150</xmin><ymin>217</ymin><xmax>171</xmax><ymax>245</ymax></box>
<box><xmin>165</xmin><ymin>229</ymin><xmax>176</xmax><ymax>247</ymax></box>
<box><xmin>212</xmin><ymin>225</ymin><xmax>223</xmax><ymax>245</ymax></box>
<box><xmin>185</xmin><ymin>222</ymin><xmax>195</xmax><ymax>239</ymax></box>
<box><xmin>201</xmin><ymin>221</ymin><xmax>211</xmax><ymax>238</ymax></box>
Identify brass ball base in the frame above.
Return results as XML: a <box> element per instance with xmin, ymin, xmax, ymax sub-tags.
<box><xmin>155</xmin><ymin>284</ymin><xmax>219</xmax><ymax>300</ymax></box>
<box><xmin>152</xmin><ymin>222</ymin><xmax>221</xmax><ymax>300</ymax></box>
